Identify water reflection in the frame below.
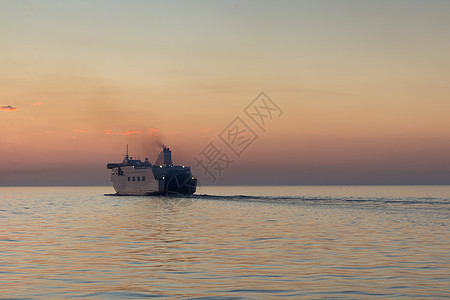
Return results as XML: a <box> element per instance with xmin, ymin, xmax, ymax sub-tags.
<box><xmin>0</xmin><ymin>186</ymin><xmax>449</xmax><ymax>298</ymax></box>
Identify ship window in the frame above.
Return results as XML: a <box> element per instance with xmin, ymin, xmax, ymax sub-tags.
<box><xmin>132</xmin><ymin>177</ymin><xmax>135</xmax><ymax>181</ymax></box>
<box><xmin>142</xmin><ymin>176</ymin><xmax>145</xmax><ymax>181</ymax></box>
<box><xmin>137</xmin><ymin>176</ymin><xmax>140</xmax><ymax>181</ymax></box>
<box><xmin>128</xmin><ymin>177</ymin><xmax>130</xmax><ymax>181</ymax></box>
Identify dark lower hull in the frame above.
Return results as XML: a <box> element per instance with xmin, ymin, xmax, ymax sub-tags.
<box><xmin>165</xmin><ymin>172</ymin><xmax>197</xmax><ymax>195</ymax></box>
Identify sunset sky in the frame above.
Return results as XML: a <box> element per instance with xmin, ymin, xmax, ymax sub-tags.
<box><xmin>1</xmin><ymin>0</ymin><xmax>449</xmax><ymax>186</ymax></box>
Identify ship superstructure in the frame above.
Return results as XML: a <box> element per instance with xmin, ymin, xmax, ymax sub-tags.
<box><xmin>107</xmin><ymin>146</ymin><xmax>197</xmax><ymax>196</ymax></box>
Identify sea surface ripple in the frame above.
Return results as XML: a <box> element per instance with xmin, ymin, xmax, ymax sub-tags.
<box><xmin>1</xmin><ymin>185</ymin><xmax>449</xmax><ymax>299</ymax></box>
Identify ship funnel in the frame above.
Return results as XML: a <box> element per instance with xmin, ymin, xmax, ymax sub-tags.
<box><xmin>163</xmin><ymin>147</ymin><xmax>172</xmax><ymax>165</ymax></box>
<box><xmin>155</xmin><ymin>146</ymin><xmax>173</xmax><ymax>165</ymax></box>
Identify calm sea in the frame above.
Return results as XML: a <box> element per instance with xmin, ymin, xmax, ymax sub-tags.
<box><xmin>1</xmin><ymin>185</ymin><xmax>449</xmax><ymax>299</ymax></box>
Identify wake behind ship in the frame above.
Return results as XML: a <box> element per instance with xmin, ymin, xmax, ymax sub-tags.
<box><xmin>107</xmin><ymin>146</ymin><xmax>197</xmax><ymax>196</ymax></box>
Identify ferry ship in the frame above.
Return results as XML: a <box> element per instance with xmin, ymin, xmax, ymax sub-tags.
<box><xmin>107</xmin><ymin>146</ymin><xmax>197</xmax><ymax>196</ymax></box>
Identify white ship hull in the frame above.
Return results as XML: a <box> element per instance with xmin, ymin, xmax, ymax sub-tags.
<box><xmin>111</xmin><ymin>166</ymin><xmax>164</xmax><ymax>195</ymax></box>
<box><xmin>107</xmin><ymin>146</ymin><xmax>197</xmax><ymax>196</ymax></box>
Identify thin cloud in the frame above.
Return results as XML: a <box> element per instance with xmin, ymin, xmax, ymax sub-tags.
<box><xmin>104</xmin><ymin>129</ymin><xmax>113</xmax><ymax>135</ymax></box>
<box><xmin>147</xmin><ymin>128</ymin><xmax>161</xmax><ymax>136</ymax></box>
<box><xmin>123</xmin><ymin>130</ymin><xmax>142</xmax><ymax>135</ymax></box>
<box><xmin>0</xmin><ymin>105</ymin><xmax>19</xmax><ymax>112</ymax></box>
<box><xmin>73</xmin><ymin>129</ymin><xmax>89</xmax><ymax>133</ymax></box>
<box><xmin>200</xmin><ymin>128</ymin><xmax>211</xmax><ymax>132</ymax></box>
<box><xmin>25</xmin><ymin>102</ymin><xmax>43</xmax><ymax>106</ymax></box>
<box><xmin>148</xmin><ymin>132</ymin><xmax>162</xmax><ymax>136</ymax></box>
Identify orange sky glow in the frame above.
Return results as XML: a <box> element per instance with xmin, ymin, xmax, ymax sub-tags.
<box><xmin>1</xmin><ymin>1</ymin><xmax>449</xmax><ymax>185</ymax></box>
